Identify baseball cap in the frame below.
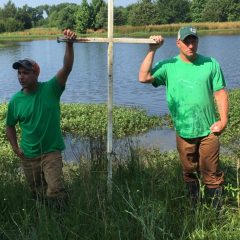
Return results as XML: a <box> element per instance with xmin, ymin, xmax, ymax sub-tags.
<box><xmin>177</xmin><ymin>26</ymin><xmax>198</xmax><ymax>40</ymax></box>
<box><xmin>12</xmin><ymin>58</ymin><xmax>40</xmax><ymax>76</ymax></box>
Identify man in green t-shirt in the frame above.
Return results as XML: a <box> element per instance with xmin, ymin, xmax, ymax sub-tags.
<box><xmin>139</xmin><ymin>26</ymin><xmax>229</xmax><ymax>210</ymax></box>
<box><xmin>6</xmin><ymin>29</ymin><xmax>77</xmax><ymax>204</ymax></box>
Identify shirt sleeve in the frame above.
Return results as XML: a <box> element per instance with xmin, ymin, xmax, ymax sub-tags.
<box><xmin>46</xmin><ymin>76</ymin><xmax>65</xmax><ymax>98</ymax></box>
<box><xmin>211</xmin><ymin>58</ymin><xmax>226</xmax><ymax>91</ymax></box>
<box><xmin>6</xmin><ymin>100</ymin><xmax>18</xmax><ymax>127</ymax></box>
<box><xmin>151</xmin><ymin>61</ymin><xmax>167</xmax><ymax>87</ymax></box>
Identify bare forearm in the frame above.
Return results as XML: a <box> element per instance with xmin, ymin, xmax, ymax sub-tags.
<box><xmin>6</xmin><ymin>126</ymin><xmax>24</xmax><ymax>158</ymax></box>
<box><xmin>56</xmin><ymin>42</ymin><xmax>74</xmax><ymax>86</ymax></box>
<box><xmin>215</xmin><ymin>89</ymin><xmax>229</xmax><ymax>125</ymax></box>
<box><xmin>139</xmin><ymin>50</ymin><xmax>156</xmax><ymax>83</ymax></box>
<box><xmin>139</xmin><ymin>35</ymin><xmax>164</xmax><ymax>83</ymax></box>
<box><xmin>63</xmin><ymin>43</ymin><xmax>74</xmax><ymax>74</ymax></box>
<box><xmin>62</xmin><ymin>28</ymin><xmax>76</xmax><ymax>74</ymax></box>
<box><xmin>211</xmin><ymin>89</ymin><xmax>229</xmax><ymax>134</ymax></box>
<box><xmin>56</xmin><ymin>29</ymin><xmax>76</xmax><ymax>86</ymax></box>
<box><xmin>6</xmin><ymin>126</ymin><xmax>18</xmax><ymax>150</ymax></box>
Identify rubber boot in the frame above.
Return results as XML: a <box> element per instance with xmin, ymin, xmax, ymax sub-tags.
<box><xmin>206</xmin><ymin>187</ymin><xmax>223</xmax><ymax>213</ymax></box>
<box><xmin>186</xmin><ymin>181</ymin><xmax>200</xmax><ymax>209</ymax></box>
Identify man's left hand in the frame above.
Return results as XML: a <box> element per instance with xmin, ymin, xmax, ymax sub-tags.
<box><xmin>210</xmin><ymin>120</ymin><xmax>227</xmax><ymax>135</ymax></box>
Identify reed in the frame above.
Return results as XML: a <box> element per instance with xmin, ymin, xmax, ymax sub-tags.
<box><xmin>0</xmin><ymin>146</ymin><xmax>239</xmax><ymax>239</ymax></box>
<box><xmin>0</xmin><ymin>27</ymin><xmax>62</xmax><ymax>41</ymax></box>
<box><xmin>1</xmin><ymin>22</ymin><xmax>240</xmax><ymax>41</ymax></box>
<box><xmin>114</xmin><ymin>22</ymin><xmax>240</xmax><ymax>36</ymax></box>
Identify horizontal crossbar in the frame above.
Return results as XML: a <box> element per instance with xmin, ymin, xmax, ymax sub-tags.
<box><xmin>57</xmin><ymin>37</ymin><xmax>158</xmax><ymax>44</ymax></box>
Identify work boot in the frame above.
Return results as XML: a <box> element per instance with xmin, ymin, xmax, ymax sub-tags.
<box><xmin>186</xmin><ymin>181</ymin><xmax>200</xmax><ymax>209</ymax></box>
<box><xmin>46</xmin><ymin>190</ymin><xmax>70</xmax><ymax>212</ymax></box>
<box><xmin>206</xmin><ymin>186</ymin><xmax>223</xmax><ymax>212</ymax></box>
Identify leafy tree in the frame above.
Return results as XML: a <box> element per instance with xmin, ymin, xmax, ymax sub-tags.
<box><xmin>190</xmin><ymin>0</ymin><xmax>207</xmax><ymax>22</ymax></box>
<box><xmin>28</xmin><ymin>6</ymin><xmax>45</xmax><ymax>26</ymax></box>
<box><xmin>15</xmin><ymin>5</ymin><xmax>32</xmax><ymax>29</ymax></box>
<box><xmin>95</xmin><ymin>3</ymin><xmax>107</xmax><ymax>29</ymax></box>
<box><xmin>1</xmin><ymin>0</ymin><xmax>17</xmax><ymax>18</ymax></box>
<box><xmin>221</xmin><ymin>0</ymin><xmax>240</xmax><ymax>21</ymax></box>
<box><xmin>47</xmin><ymin>2</ymin><xmax>71</xmax><ymax>27</ymax></box>
<box><xmin>47</xmin><ymin>10</ymin><xmax>59</xmax><ymax>27</ymax></box>
<box><xmin>75</xmin><ymin>0</ymin><xmax>91</xmax><ymax>34</ymax></box>
<box><xmin>4</xmin><ymin>17</ymin><xmax>22</xmax><ymax>32</ymax></box>
<box><xmin>47</xmin><ymin>3</ymin><xmax>77</xmax><ymax>29</ymax></box>
<box><xmin>0</xmin><ymin>0</ymin><xmax>239</xmax><ymax>33</ymax></box>
<box><xmin>0</xmin><ymin>8</ymin><xmax>3</xmax><ymax>19</ymax></box>
<box><xmin>114</xmin><ymin>7</ymin><xmax>128</xmax><ymax>26</ymax></box>
<box><xmin>90</xmin><ymin>0</ymin><xmax>106</xmax><ymax>30</ymax></box>
<box><xmin>128</xmin><ymin>0</ymin><xmax>158</xmax><ymax>26</ymax></box>
<box><xmin>124</xmin><ymin>3</ymin><xmax>137</xmax><ymax>25</ymax></box>
<box><xmin>155</xmin><ymin>0</ymin><xmax>190</xmax><ymax>24</ymax></box>
<box><xmin>0</xmin><ymin>1</ymin><xmax>27</xmax><ymax>31</ymax></box>
<box><xmin>34</xmin><ymin>5</ymin><xmax>50</xmax><ymax>26</ymax></box>
<box><xmin>201</xmin><ymin>0</ymin><xmax>237</xmax><ymax>22</ymax></box>
<box><xmin>0</xmin><ymin>20</ymin><xmax>5</xmax><ymax>33</ymax></box>
<box><xmin>48</xmin><ymin>3</ymin><xmax>70</xmax><ymax>15</ymax></box>
<box><xmin>227</xmin><ymin>1</ymin><xmax>240</xmax><ymax>21</ymax></box>
<box><xmin>36</xmin><ymin>4</ymin><xmax>51</xmax><ymax>17</ymax></box>
<box><xmin>57</xmin><ymin>5</ymin><xmax>78</xmax><ymax>30</ymax></box>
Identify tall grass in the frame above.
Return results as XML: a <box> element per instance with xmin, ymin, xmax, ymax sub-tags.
<box><xmin>0</xmin><ymin>21</ymin><xmax>240</xmax><ymax>41</ymax></box>
<box><xmin>115</xmin><ymin>22</ymin><xmax>240</xmax><ymax>35</ymax></box>
<box><xmin>0</xmin><ymin>147</ymin><xmax>239</xmax><ymax>239</ymax></box>
<box><xmin>114</xmin><ymin>21</ymin><xmax>240</xmax><ymax>36</ymax></box>
<box><xmin>0</xmin><ymin>27</ymin><xmax>62</xmax><ymax>41</ymax></box>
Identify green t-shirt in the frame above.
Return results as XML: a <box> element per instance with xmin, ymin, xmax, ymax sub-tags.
<box><xmin>152</xmin><ymin>54</ymin><xmax>226</xmax><ymax>138</ymax></box>
<box><xmin>6</xmin><ymin>76</ymin><xmax>65</xmax><ymax>157</ymax></box>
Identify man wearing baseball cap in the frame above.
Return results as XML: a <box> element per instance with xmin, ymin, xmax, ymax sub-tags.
<box><xmin>139</xmin><ymin>26</ymin><xmax>228</xmax><ymax>211</ymax></box>
<box><xmin>6</xmin><ymin>29</ymin><xmax>77</xmax><ymax>207</ymax></box>
<box><xmin>12</xmin><ymin>58</ymin><xmax>40</xmax><ymax>76</ymax></box>
<box><xmin>177</xmin><ymin>26</ymin><xmax>198</xmax><ymax>40</ymax></box>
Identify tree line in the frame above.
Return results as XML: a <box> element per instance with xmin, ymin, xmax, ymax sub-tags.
<box><xmin>0</xmin><ymin>0</ymin><xmax>240</xmax><ymax>33</ymax></box>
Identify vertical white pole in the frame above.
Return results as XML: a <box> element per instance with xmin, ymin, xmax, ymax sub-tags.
<box><xmin>107</xmin><ymin>0</ymin><xmax>113</xmax><ymax>200</ymax></box>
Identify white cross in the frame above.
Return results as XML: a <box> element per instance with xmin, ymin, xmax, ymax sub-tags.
<box><xmin>58</xmin><ymin>0</ymin><xmax>156</xmax><ymax>200</ymax></box>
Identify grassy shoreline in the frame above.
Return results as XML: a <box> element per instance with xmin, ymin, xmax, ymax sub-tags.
<box><xmin>0</xmin><ymin>21</ymin><xmax>240</xmax><ymax>42</ymax></box>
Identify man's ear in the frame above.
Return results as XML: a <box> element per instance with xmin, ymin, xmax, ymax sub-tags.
<box><xmin>176</xmin><ymin>39</ymin><xmax>181</xmax><ymax>48</ymax></box>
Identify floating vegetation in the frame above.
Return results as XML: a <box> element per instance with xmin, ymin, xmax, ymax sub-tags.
<box><xmin>61</xmin><ymin>103</ymin><xmax>164</xmax><ymax>139</ymax></box>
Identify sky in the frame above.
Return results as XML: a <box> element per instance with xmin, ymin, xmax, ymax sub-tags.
<box><xmin>0</xmin><ymin>0</ymin><xmax>138</xmax><ymax>8</ymax></box>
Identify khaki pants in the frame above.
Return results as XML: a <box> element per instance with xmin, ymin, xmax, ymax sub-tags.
<box><xmin>176</xmin><ymin>133</ymin><xmax>224</xmax><ymax>188</ymax></box>
<box><xmin>21</xmin><ymin>151</ymin><xmax>66</xmax><ymax>198</ymax></box>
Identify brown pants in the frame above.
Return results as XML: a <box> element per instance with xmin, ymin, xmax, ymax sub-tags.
<box><xmin>21</xmin><ymin>151</ymin><xmax>66</xmax><ymax>198</ymax></box>
<box><xmin>176</xmin><ymin>133</ymin><xmax>224</xmax><ymax>188</ymax></box>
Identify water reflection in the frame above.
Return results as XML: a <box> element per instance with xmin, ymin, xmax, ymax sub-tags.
<box><xmin>63</xmin><ymin>128</ymin><xmax>177</xmax><ymax>162</ymax></box>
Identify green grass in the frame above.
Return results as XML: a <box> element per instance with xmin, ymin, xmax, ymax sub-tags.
<box><xmin>0</xmin><ymin>148</ymin><xmax>239</xmax><ymax>239</ymax></box>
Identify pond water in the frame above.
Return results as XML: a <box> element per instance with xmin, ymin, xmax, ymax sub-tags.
<box><xmin>64</xmin><ymin>128</ymin><xmax>177</xmax><ymax>162</ymax></box>
<box><xmin>1</xmin><ymin>34</ymin><xmax>240</xmax><ymax>115</ymax></box>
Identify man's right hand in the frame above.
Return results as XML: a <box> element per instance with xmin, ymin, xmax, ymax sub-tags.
<box><xmin>149</xmin><ymin>35</ymin><xmax>164</xmax><ymax>51</ymax></box>
<box><xmin>63</xmin><ymin>29</ymin><xmax>77</xmax><ymax>41</ymax></box>
<box><xmin>13</xmin><ymin>147</ymin><xmax>24</xmax><ymax>159</ymax></box>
